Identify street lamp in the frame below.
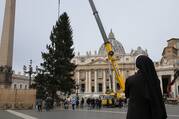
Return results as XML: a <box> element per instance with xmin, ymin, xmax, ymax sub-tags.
<box><xmin>23</xmin><ymin>59</ymin><xmax>37</xmax><ymax>88</ymax></box>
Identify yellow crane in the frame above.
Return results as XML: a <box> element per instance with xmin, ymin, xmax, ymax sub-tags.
<box><xmin>88</xmin><ymin>0</ymin><xmax>125</xmax><ymax>94</ymax></box>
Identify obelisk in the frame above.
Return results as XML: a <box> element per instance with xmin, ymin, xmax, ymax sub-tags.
<box><xmin>0</xmin><ymin>0</ymin><xmax>16</xmax><ymax>88</ymax></box>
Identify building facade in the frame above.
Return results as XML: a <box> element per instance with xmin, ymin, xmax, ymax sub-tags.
<box><xmin>11</xmin><ymin>72</ymin><xmax>29</xmax><ymax>90</ymax></box>
<box><xmin>73</xmin><ymin>31</ymin><xmax>179</xmax><ymax>98</ymax></box>
<box><xmin>9</xmin><ymin>33</ymin><xmax>179</xmax><ymax>99</ymax></box>
<box><xmin>160</xmin><ymin>38</ymin><xmax>179</xmax><ymax>98</ymax></box>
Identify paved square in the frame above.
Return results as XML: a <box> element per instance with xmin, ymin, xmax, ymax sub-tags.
<box><xmin>1</xmin><ymin>104</ymin><xmax>179</xmax><ymax>119</ymax></box>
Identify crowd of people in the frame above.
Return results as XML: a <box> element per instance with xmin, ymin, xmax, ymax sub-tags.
<box><xmin>85</xmin><ymin>98</ymin><xmax>102</xmax><ymax>110</ymax></box>
<box><xmin>63</xmin><ymin>97</ymin><xmax>102</xmax><ymax>110</ymax></box>
<box><xmin>35</xmin><ymin>96</ymin><xmax>54</xmax><ymax>112</ymax></box>
<box><xmin>35</xmin><ymin>96</ymin><xmax>127</xmax><ymax>112</ymax></box>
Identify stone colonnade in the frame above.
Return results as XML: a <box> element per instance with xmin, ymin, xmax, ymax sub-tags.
<box><xmin>76</xmin><ymin>68</ymin><xmax>179</xmax><ymax>98</ymax></box>
<box><xmin>76</xmin><ymin>69</ymin><xmax>117</xmax><ymax>95</ymax></box>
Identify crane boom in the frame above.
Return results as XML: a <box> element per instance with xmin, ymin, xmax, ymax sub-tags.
<box><xmin>88</xmin><ymin>0</ymin><xmax>125</xmax><ymax>92</ymax></box>
<box><xmin>88</xmin><ymin>0</ymin><xmax>108</xmax><ymax>43</ymax></box>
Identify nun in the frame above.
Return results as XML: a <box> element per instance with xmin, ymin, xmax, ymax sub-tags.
<box><xmin>125</xmin><ymin>55</ymin><xmax>167</xmax><ymax>119</ymax></box>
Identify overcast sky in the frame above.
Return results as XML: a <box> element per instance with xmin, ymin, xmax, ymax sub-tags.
<box><xmin>0</xmin><ymin>0</ymin><xmax>179</xmax><ymax>73</ymax></box>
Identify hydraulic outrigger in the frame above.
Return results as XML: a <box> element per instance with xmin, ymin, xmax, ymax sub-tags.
<box><xmin>88</xmin><ymin>0</ymin><xmax>125</xmax><ymax>93</ymax></box>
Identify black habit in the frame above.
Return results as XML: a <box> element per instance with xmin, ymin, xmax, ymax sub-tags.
<box><xmin>125</xmin><ymin>55</ymin><xmax>167</xmax><ymax>119</ymax></box>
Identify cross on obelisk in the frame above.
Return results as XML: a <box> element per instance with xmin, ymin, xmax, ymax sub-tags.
<box><xmin>0</xmin><ymin>0</ymin><xmax>16</xmax><ymax>88</ymax></box>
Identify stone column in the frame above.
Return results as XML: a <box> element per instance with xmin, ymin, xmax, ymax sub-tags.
<box><xmin>176</xmin><ymin>81</ymin><xmax>179</xmax><ymax>97</ymax></box>
<box><xmin>103</xmin><ymin>70</ymin><xmax>106</xmax><ymax>94</ymax></box>
<box><xmin>88</xmin><ymin>71</ymin><xmax>91</xmax><ymax>93</ymax></box>
<box><xmin>77</xmin><ymin>71</ymin><xmax>80</xmax><ymax>84</ymax></box>
<box><xmin>77</xmin><ymin>71</ymin><xmax>80</xmax><ymax>93</ymax></box>
<box><xmin>171</xmin><ymin>75</ymin><xmax>176</xmax><ymax>98</ymax></box>
<box><xmin>85</xmin><ymin>71</ymin><xmax>88</xmax><ymax>93</ymax></box>
<box><xmin>174</xmin><ymin>76</ymin><xmax>178</xmax><ymax>98</ymax></box>
<box><xmin>158</xmin><ymin>75</ymin><xmax>163</xmax><ymax>94</ymax></box>
<box><xmin>109</xmin><ymin>73</ymin><xmax>111</xmax><ymax>90</ymax></box>
<box><xmin>94</xmin><ymin>70</ymin><xmax>97</xmax><ymax>93</ymax></box>
<box><xmin>112</xmin><ymin>71</ymin><xmax>116</xmax><ymax>92</ymax></box>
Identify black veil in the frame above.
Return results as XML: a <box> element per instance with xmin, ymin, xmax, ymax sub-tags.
<box><xmin>136</xmin><ymin>55</ymin><xmax>167</xmax><ymax>119</ymax></box>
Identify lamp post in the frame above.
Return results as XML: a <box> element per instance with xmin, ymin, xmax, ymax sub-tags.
<box><xmin>23</xmin><ymin>60</ymin><xmax>37</xmax><ymax>88</ymax></box>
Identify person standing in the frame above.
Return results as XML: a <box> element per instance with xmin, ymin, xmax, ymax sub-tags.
<box><xmin>98</xmin><ymin>97</ymin><xmax>102</xmax><ymax>110</ymax></box>
<box><xmin>36</xmin><ymin>98</ymin><xmax>42</xmax><ymax>112</ymax></box>
<box><xmin>38</xmin><ymin>99</ymin><xmax>42</xmax><ymax>112</ymax></box>
<box><xmin>64</xmin><ymin>98</ymin><xmax>68</xmax><ymax>109</ymax></box>
<box><xmin>71</xmin><ymin>97</ymin><xmax>76</xmax><ymax>110</ymax></box>
<box><xmin>76</xmin><ymin>97</ymin><xmax>79</xmax><ymax>109</ymax></box>
<box><xmin>45</xmin><ymin>96</ymin><xmax>50</xmax><ymax>111</ymax></box>
<box><xmin>86</xmin><ymin>98</ymin><xmax>91</xmax><ymax>110</ymax></box>
<box><xmin>80</xmin><ymin>97</ymin><xmax>84</xmax><ymax>109</ymax></box>
<box><xmin>125</xmin><ymin>55</ymin><xmax>167</xmax><ymax>119</ymax></box>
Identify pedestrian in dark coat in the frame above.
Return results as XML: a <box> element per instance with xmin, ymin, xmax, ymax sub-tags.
<box><xmin>80</xmin><ymin>97</ymin><xmax>84</xmax><ymax>109</ymax></box>
<box><xmin>125</xmin><ymin>55</ymin><xmax>167</xmax><ymax>119</ymax></box>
